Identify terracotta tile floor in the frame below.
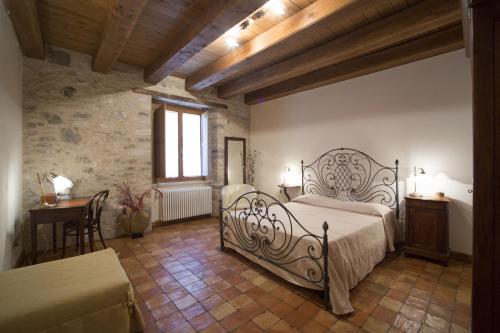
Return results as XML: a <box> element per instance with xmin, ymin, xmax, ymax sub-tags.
<box><xmin>40</xmin><ymin>217</ymin><xmax>472</xmax><ymax>333</ymax></box>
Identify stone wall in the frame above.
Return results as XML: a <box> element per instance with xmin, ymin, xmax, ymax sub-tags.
<box><xmin>22</xmin><ymin>46</ymin><xmax>250</xmax><ymax>251</ymax></box>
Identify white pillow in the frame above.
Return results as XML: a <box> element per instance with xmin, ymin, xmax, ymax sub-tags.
<box><xmin>292</xmin><ymin>194</ymin><xmax>391</xmax><ymax>217</ymax></box>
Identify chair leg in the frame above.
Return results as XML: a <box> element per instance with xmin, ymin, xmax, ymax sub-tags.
<box><xmin>75</xmin><ymin>230</ymin><xmax>79</xmax><ymax>253</ymax></box>
<box><xmin>88</xmin><ymin>227</ymin><xmax>94</xmax><ymax>252</ymax></box>
<box><xmin>97</xmin><ymin>224</ymin><xmax>107</xmax><ymax>249</ymax></box>
<box><xmin>52</xmin><ymin>223</ymin><xmax>57</xmax><ymax>253</ymax></box>
<box><xmin>61</xmin><ymin>228</ymin><xmax>66</xmax><ymax>259</ymax></box>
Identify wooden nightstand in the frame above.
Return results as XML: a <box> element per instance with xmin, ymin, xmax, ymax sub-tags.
<box><xmin>404</xmin><ymin>196</ymin><xmax>450</xmax><ymax>265</ymax></box>
<box><xmin>278</xmin><ymin>184</ymin><xmax>301</xmax><ymax>201</ymax></box>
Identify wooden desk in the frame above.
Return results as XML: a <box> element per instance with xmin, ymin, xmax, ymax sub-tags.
<box><xmin>29</xmin><ymin>197</ymin><xmax>91</xmax><ymax>264</ymax></box>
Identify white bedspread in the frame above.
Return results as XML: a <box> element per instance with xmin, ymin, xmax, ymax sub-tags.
<box><xmin>224</xmin><ymin>194</ymin><xmax>396</xmax><ymax>315</ymax></box>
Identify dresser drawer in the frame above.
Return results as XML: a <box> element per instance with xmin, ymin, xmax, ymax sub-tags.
<box><xmin>406</xmin><ymin>198</ymin><xmax>446</xmax><ymax>210</ymax></box>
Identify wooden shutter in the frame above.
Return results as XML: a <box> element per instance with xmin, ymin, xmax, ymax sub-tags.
<box><xmin>153</xmin><ymin>105</ymin><xmax>165</xmax><ymax>180</ymax></box>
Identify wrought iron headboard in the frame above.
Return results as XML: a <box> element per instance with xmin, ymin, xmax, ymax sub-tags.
<box><xmin>301</xmin><ymin>148</ymin><xmax>399</xmax><ymax>218</ymax></box>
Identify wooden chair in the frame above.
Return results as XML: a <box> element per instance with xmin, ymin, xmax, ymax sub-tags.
<box><xmin>61</xmin><ymin>190</ymin><xmax>109</xmax><ymax>258</ymax></box>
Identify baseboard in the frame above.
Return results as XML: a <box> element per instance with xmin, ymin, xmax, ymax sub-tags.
<box><xmin>450</xmin><ymin>251</ymin><xmax>472</xmax><ymax>263</ymax></box>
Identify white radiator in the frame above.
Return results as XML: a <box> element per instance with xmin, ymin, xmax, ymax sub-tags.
<box><xmin>155</xmin><ymin>186</ymin><xmax>212</xmax><ymax>222</ymax></box>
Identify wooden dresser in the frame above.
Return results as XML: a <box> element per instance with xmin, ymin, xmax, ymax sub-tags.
<box><xmin>404</xmin><ymin>196</ymin><xmax>450</xmax><ymax>265</ymax></box>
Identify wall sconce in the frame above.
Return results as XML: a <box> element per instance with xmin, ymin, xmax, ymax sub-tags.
<box><xmin>46</xmin><ymin>172</ymin><xmax>74</xmax><ymax>200</ymax></box>
<box><xmin>409</xmin><ymin>167</ymin><xmax>426</xmax><ymax>197</ymax></box>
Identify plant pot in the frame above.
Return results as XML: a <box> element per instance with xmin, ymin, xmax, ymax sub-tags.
<box><xmin>118</xmin><ymin>210</ymin><xmax>150</xmax><ymax>238</ymax></box>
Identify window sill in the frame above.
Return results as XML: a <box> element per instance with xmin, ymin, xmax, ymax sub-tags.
<box><xmin>154</xmin><ymin>178</ymin><xmax>210</xmax><ymax>188</ymax></box>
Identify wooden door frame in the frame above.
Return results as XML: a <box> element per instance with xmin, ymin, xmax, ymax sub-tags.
<box><xmin>469</xmin><ymin>0</ymin><xmax>500</xmax><ymax>331</ymax></box>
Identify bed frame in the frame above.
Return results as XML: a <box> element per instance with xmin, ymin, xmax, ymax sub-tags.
<box><xmin>219</xmin><ymin>148</ymin><xmax>399</xmax><ymax>310</ymax></box>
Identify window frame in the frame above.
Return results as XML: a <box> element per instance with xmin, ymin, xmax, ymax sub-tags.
<box><xmin>154</xmin><ymin>103</ymin><xmax>206</xmax><ymax>183</ymax></box>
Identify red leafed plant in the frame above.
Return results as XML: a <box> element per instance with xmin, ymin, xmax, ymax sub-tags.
<box><xmin>115</xmin><ymin>182</ymin><xmax>163</xmax><ymax>214</ymax></box>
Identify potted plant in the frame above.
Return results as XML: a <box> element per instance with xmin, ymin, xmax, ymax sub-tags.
<box><xmin>115</xmin><ymin>182</ymin><xmax>163</xmax><ymax>238</ymax></box>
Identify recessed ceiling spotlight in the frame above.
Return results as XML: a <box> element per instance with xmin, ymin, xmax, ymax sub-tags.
<box><xmin>266</xmin><ymin>0</ymin><xmax>285</xmax><ymax>16</ymax></box>
<box><xmin>252</xmin><ymin>10</ymin><xmax>265</xmax><ymax>20</ymax></box>
<box><xmin>227</xmin><ymin>26</ymin><xmax>241</xmax><ymax>38</ymax></box>
<box><xmin>225</xmin><ymin>37</ymin><xmax>239</xmax><ymax>49</ymax></box>
<box><xmin>223</xmin><ymin>3</ymin><xmax>278</xmax><ymax>49</ymax></box>
<box><xmin>240</xmin><ymin>20</ymin><xmax>250</xmax><ymax>30</ymax></box>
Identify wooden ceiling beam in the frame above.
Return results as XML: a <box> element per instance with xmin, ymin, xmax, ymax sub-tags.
<box><xmin>144</xmin><ymin>0</ymin><xmax>267</xmax><ymax>85</ymax></box>
<box><xmin>244</xmin><ymin>25</ymin><xmax>464</xmax><ymax>105</ymax></box>
<box><xmin>4</xmin><ymin>0</ymin><xmax>44</xmax><ymax>59</ymax></box>
<box><xmin>133</xmin><ymin>88</ymin><xmax>228</xmax><ymax>110</ymax></box>
<box><xmin>186</xmin><ymin>0</ymin><xmax>382</xmax><ymax>92</ymax></box>
<box><xmin>218</xmin><ymin>0</ymin><xmax>462</xmax><ymax>99</ymax></box>
<box><xmin>93</xmin><ymin>0</ymin><xmax>149</xmax><ymax>73</ymax></box>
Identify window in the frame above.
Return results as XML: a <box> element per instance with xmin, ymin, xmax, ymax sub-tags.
<box><xmin>154</xmin><ymin>104</ymin><xmax>208</xmax><ymax>181</ymax></box>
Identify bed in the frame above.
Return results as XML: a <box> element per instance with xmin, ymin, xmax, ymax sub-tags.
<box><xmin>219</xmin><ymin>148</ymin><xmax>399</xmax><ymax>315</ymax></box>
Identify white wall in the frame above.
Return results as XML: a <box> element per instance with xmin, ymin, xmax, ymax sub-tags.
<box><xmin>0</xmin><ymin>2</ymin><xmax>23</xmax><ymax>270</ymax></box>
<box><xmin>250</xmin><ymin>50</ymin><xmax>473</xmax><ymax>255</ymax></box>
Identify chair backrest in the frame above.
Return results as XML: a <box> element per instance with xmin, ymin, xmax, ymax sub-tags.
<box><xmin>88</xmin><ymin>190</ymin><xmax>109</xmax><ymax>226</ymax></box>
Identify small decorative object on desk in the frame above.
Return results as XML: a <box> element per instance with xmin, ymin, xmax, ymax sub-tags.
<box><xmin>436</xmin><ymin>191</ymin><xmax>445</xmax><ymax>198</ymax></box>
<box><xmin>41</xmin><ymin>193</ymin><xmax>57</xmax><ymax>205</ymax></box>
<box><xmin>37</xmin><ymin>173</ymin><xmax>56</xmax><ymax>207</ymax></box>
<box><xmin>115</xmin><ymin>182</ymin><xmax>163</xmax><ymax>239</ymax></box>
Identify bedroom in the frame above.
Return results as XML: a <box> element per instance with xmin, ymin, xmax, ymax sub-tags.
<box><xmin>0</xmin><ymin>0</ymin><xmax>497</xmax><ymax>332</ymax></box>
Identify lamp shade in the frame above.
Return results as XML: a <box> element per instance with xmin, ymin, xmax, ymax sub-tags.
<box><xmin>282</xmin><ymin>166</ymin><xmax>291</xmax><ymax>186</ymax></box>
<box><xmin>47</xmin><ymin>173</ymin><xmax>73</xmax><ymax>198</ymax></box>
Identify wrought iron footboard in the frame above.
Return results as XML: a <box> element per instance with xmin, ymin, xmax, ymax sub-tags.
<box><xmin>219</xmin><ymin>191</ymin><xmax>330</xmax><ymax>310</ymax></box>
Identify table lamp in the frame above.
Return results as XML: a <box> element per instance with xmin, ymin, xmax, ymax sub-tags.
<box><xmin>46</xmin><ymin>173</ymin><xmax>74</xmax><ymax>200</ymax></box>
<box><xmin>282</xmin><ymin>165</ymin><xmax>292</xmax><ymax>186</ymax></box>
<box><xmin>409</xmin><ymin>167</ymin><xmax>426</xmax><ymax>197</ymax></box>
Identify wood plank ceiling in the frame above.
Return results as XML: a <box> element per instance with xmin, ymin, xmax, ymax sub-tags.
<box><xmin>6</xmin><ymin>0</ymin><xmax>464</xmax><ymax>105</ymax></box>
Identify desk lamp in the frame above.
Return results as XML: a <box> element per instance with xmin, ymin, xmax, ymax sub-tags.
<box><xmin>46</xmin><ymin>173</ymin><xmax>74</xmax><ymax>200</ymax></box>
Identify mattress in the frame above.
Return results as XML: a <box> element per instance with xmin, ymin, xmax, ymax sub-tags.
<box><xmin>223</xmin><ymin>194</ymin><xmax>396</xmax><ymax>315</ymax></box>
